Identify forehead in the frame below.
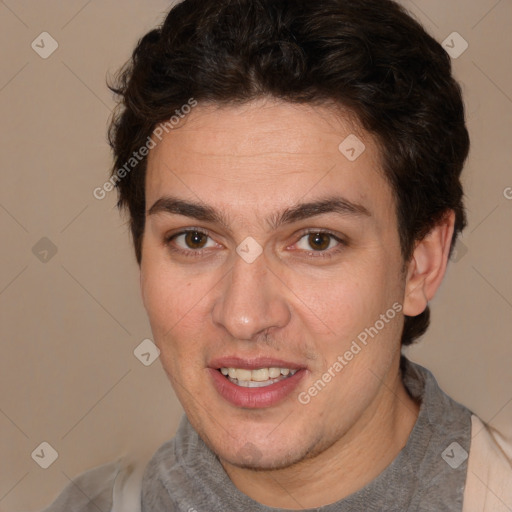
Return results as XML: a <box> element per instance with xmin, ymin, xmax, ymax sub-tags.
<box><xmin>145</xmin><ymin>99</ymin><xmax>394</xmax><ymax>229</ymax></box>
<box><xmin>148</xmin><ymin>99</ymin><xmax>375</xmax><ymax>168</ymax></box>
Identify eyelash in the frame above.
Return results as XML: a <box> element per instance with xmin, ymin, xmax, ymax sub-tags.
<box><xmin>164</xmin><ymin>228</ymin><xmax>346</xmax><ymax>260</ymax></box>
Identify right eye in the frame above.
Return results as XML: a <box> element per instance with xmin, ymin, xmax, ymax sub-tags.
<box><xmin>165</xmin><ymin>229</ymin><xmax>219</xmax><ymax>256</ymax></box>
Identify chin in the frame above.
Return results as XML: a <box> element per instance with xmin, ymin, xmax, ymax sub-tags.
<box><xmin>199</xmin><ymin>420</ymin><xmax>323</xmax><ymax>472</ymax></box>
<box><xmin>221</xmin><ymin>443</ymin><xmax>310</xmax><ymax>471</ymax></box>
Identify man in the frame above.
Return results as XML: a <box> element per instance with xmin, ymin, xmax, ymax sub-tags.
<box><xmin>103</xmin><ymin>0</ymin><xmax>511</xmax><ymax>510</ymax></box>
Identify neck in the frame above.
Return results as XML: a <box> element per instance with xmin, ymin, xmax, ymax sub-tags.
<box><xmin>220</xmin><ymin>359</ymin><xmax>420</xmax><ymax>509</ymax></box>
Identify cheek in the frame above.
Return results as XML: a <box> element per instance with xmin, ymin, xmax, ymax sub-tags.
<box><xmin>141</xmin><ymin>262</ymin><xmax>196</xmax><ymax>345</ymax></box>
<box><xmin>289</xmin><ymin>260</ymin><xmax>388</xmax><ymax>330</ymax></box>
<box><xmin>287</xmin><ymin>254</ymin><xmax>403</xmax><ymax>372</ymax></box>
<box><xmin>141</xmin><ymin>248</ymin><xmax>200</xmax><ymax>318</ymax></box>
<box><xmin>140</xmin><ymin>257</ymin><xmax>219</xmax><ymax>367</ymax></box>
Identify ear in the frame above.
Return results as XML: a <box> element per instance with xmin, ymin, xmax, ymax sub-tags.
<box><xmin>402</xmin><ymin>210</ymin><xmax>456</xmax><ymax>317</ymax></box>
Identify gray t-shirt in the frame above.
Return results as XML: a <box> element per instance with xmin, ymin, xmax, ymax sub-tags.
<box><xmin>141</xmin><ymin>357</ymin><xmax>473</xmax><ymax>511</ymax></box>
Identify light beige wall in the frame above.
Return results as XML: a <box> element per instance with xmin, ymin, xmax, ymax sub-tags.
<box><xmin>0</xmin><ymin>1</ymin><xmax>510</xmax><ymax>510</ymax></box>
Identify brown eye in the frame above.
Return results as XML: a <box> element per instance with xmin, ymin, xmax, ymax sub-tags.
<box><xmin>307</xmin><ymin>232</ymin><xmax>331</xmax><ymax>251</ymax></box>
<box><xmin>184</xmin><ymin>231</ymin><xmax>208</xmax><ymax>249</ymax></box>
<box><xmin>167</xmin><ymin>229</ymin><xmax>216</xmax><ymax>254</ymax></box>
<box><xmin>294</xmin><ymin>231</ymin><xmax>345</xmax><ymax>258</ymax></box>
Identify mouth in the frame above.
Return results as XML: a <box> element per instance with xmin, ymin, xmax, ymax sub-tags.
<box><xmin>208</xmin><ymin>358</ymin><xmax>306</xmax><ymax>408</ymax></box>
<box><xmin>218</xmin><ymin>367</ymin><xmax>298</xmax><ymax>388</ymax></box>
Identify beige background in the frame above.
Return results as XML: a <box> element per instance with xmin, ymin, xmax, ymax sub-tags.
<box><xmin>0</xmin><ymin>0</ymin><xmax>511</xmax><ymax>510</ymax></box>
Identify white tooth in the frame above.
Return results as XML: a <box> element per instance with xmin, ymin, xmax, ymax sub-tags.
<box><xmin>290</xmin><ymin>369</ymin><xmax>297</xmax><ymax>375</ymax></box>
<box><xmin>236</xmin><ymin>368</ymin><xmax>252</xmax><ymax>381</ymax></box>
<box><xmin>229</xmin><ymin>376</ymin><xmax>280</xmax><ymax>388</ymax></box>
<box><xmin>280</xmin><ymin>368</ymin><xmax>290</xmax><ymax>376</ymax></box>
<box><xmin>220</xmin><ymin>368</ymin><xmax>229</xmax><ymax>375</ymax></box>
<box><xmin>251</xmin><ymin>368</ymin><xmax>269</xmax><ymax>381</ymax></box>
<box><xmin>268</xmin><ymin>367</ymin><xmax>281</xmax><ymax>378</ymax></box>
<box><xmin>228</xmin><ymin>368</ymin><xmax>237</xmax><ymax>378</ymax></box>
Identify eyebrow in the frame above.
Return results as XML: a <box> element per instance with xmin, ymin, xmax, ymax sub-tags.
<box><xmin>147</xmin><ymin>195</ymin><xmax>371</xmax><ymax>231</ymax></box>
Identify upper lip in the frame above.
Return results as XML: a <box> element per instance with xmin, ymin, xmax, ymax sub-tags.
<box><xmin>209</xmin><ymin>356</ymin><xmax>305</xmax><ymax>370</ymax></box>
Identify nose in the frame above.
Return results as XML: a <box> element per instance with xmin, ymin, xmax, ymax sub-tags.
<box><xmin>212</xmin><ymin>251</ymin><xmax>291</xmax><ymax>341</ymax></box>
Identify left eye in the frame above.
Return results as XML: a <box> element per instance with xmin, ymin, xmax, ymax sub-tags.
<box><xmin>295</xmin><ymin>232</ymin><xmax>342</xmax><ymax>252</ymax></box>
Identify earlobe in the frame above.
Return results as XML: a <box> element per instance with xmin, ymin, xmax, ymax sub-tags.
<box><xmin>402</xmin><ymin>210</ymin><xmax>456</xmax><ymax>317</ymax></box>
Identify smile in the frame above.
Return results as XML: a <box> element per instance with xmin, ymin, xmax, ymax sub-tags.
<box><xmin>219</xmin><ymin>367</ymin><xmax>298</xmax><ymax>388</ymax></box>
<box><xmin>210</xmin><ymin>363</ymin><xmax>305</xmax><ymax>408</ymax></box>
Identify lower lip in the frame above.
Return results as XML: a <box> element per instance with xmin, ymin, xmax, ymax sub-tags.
<box><xmin>208</xmin><ymin>368</ymin><xmax>306</xmax><ymax>408</ymax></box>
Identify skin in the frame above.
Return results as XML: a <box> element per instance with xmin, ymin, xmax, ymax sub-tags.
<box><xmin>140</xmin><ymin>98</ymin><xmax>455</xmax><ymax>509</ymax></box>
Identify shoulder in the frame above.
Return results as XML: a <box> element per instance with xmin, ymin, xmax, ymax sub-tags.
<box><xmin>113</xmin><ymin>418</ymin><xmax>191</xmax><ymax>511</ymax></box>
<box><xmin>463</xmin><ymin>414</ymin><xmax>512</xmax><ymax>512</ymax></box>
<box><xmin>139</xmin><ymin>414</ymin><xmax>206</xmax><ymax>510</ymax></box>
<box><xmin>141</xmin><ymin>437</ymin><xmax>177</xmax><ymax>482</ymax></box>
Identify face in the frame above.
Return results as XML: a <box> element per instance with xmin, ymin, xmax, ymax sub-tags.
<box><xmin>140</xmin><ymin>99</ymin><xmax>408</xmax><ymax>470</ymax></box>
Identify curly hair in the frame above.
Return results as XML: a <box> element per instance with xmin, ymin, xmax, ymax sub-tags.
<box><xmin>107</xmin><ymin>0</ymin><xmax>470</xmax><ymax>346</ymax></box>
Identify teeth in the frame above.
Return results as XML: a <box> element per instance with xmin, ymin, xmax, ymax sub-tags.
<box><xmin>219</xmin><ymin>367</ymin><xmax>298</xmax><ymax>383</ymax></box>
<box><xmin>251</xmin><ymin>368</ymin><xmax>269</xmax><ymax>381</ymax></box>
<box><xmin>268</xmin><ymin>367</ymin><xmax>281</xmax><ymax>378</ymax></box>
<box><xmin>232</xmin><ymin>377</ymin><xmax>281</xmax><ymax>388</ymax></box>
<box><xmin>236</xmin><ymin>369</ymin><xmax>252</xmax><ymax>381</ymax></box>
